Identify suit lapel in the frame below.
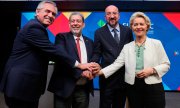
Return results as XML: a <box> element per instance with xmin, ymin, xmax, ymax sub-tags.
<box><xmin>128</xmin><ymin>41</ymin><xmax>136</xmax><ymax>73</ymax></box>
<box><xmin>119</xmin><ymin>24</ymin><xmax>126</xmax><ymax>46</ymax></box>
<box><xmin>103</xmin><ymin>24</ymin><xmax>119</xmax><ymax>47</ymax></box>
<box><xmin>68</xmin><ymin>33</ymin><xmax>80</xmax><ymax>62</ymax></box>
<box><xmin>83</xmin><ymin>36</ymin><xmax>90</xmax><ymax>62</ymax></box>
<box><xmin>143</xmin><ymin>38</ymin><xmax>153</xmax><ymax>68</ymax></box>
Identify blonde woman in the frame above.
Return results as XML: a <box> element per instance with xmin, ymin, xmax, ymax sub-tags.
<box><xmin>96</xmin><ymin>12</ymin><xmax>170</xmax><ymax>108</ymax></box>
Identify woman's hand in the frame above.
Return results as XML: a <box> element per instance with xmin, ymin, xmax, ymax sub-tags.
<box><xmin>136</xmin><ymin>67</ymin><xmax>156</xmax><ymax>78</ymax></box>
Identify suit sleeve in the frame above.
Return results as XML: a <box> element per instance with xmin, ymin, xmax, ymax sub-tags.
<box><xmin>55</xmin><ymin>33</ymin><xmax>83</xmax><ymax>79</ymax></box>
<box><xmin>90</xmin><ymin>30</ymin><xmax>102</xmax><ymax>63</ymax></box>
<box><xmin>23</xmin><ymin>25</ymin><xmax>76</xmax><ymax>68</ymax></box>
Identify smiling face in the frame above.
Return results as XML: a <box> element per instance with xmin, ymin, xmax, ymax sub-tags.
<box><xmin>36</xmin><ymin>3</ymin><xmax>57</xmax><ymax>27</ymax></box>
<box><xmin>69</xmin><ymin>14</ymin><xmax>85</xmax><ymax>37</ymax></box>
<box><xmin>105</xmin><ymin>5</ymin><xmax>120</xmax><ymax>28</ymax></box>
<box><xmin>131</xmin><ymin>17</ymin><xmax>148</xmax><ymax>38</ymax></box>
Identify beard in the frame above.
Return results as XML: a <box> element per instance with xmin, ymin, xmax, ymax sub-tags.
<box><xmin>108</xmin><ymin>20</ymin><xmax>118</xmax><ymax>28</ymax></box>
<box><xmin>71</xmin><ymin>29</ymin><xmax>82</xmax><ymax>36</ymax></box>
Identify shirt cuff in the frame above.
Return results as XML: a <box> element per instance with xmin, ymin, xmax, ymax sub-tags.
<box><xmin>74</xmin><ymin>61</ymin><xmax>80</xmax><ymax>67</ymax></box>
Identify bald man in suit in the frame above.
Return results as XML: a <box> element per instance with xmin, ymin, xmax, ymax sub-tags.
<box><xmin>91</xmin><ymin>5</ymin><xmax>133</xmax><ymax>108</ymax></box>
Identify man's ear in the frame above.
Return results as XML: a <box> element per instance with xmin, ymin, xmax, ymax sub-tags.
<box><xmin>35</xmin><ymin>9</ymin><xmax>40</xmax><ymax>16</ymax></box>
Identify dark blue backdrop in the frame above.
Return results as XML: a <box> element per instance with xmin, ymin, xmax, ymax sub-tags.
<box><xmin>21</xmin><ymin>12</ymin><xmax>180</xmax><ymax>91</ymax></box>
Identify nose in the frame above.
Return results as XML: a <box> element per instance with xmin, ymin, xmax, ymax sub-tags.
<box><xmin>135</xmin><ymin>24</ymin><xmax>141</xmax><ymax>28</ymax></box>
<box><xmin>74</xmin><ymin>21</ymin><xmax>78</xmax><ymax>25</ymax></box>
<box><xmin>110</xmin><ymin>15</ymin><xmax>115</xmax><ymax>19</ymax></box>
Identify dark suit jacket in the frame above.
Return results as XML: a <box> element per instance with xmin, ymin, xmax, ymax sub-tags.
<box><xmin>48</xmin><ymin>32</ymin><xmax>94</xmax><ymax>99</ymax></box>
<box><xmin>0</xmin><ymin>19</ymin><xmax>77</xmax><ymax>102</ymax></box>
<box><xmin>91</xmin><ymin>24</ymin><xmax>133</xmax><ymax>89</ymax></box>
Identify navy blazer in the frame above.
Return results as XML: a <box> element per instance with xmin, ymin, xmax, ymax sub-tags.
<box><xmin>91</xmin><ymin>24</ymin><xmax>133</xmax><ymax>88</ymax></box>
<box><xmin>48</xmin><ymin>32</ymin><xmax>94</xmax><ymax>99</ymax></box>
<box><xmin>0</xmin><ymin>19</ymin><xmax>76</xmax><ymax>102</ymax></box>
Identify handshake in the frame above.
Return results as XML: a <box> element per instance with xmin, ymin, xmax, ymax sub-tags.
<box><xmin>77</xmin><ymin>62</ymin><xmax>102</xmax><ymax>80</ymax></box>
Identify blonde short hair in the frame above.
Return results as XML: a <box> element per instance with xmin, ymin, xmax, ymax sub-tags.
<box><xmin>129</xmin><ymin>12</ymin><xmax>151</xmax><ymax>31</ymax></box>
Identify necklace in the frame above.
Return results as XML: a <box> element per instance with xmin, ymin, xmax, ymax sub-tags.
<box><xmin>135</xmin><ymin>39</ymin><xmax>146</xmax><ymax>57</ymax></box>
<box><xmin>135</xmin><ymin>39</ymin><xmax>146</xmax><ymax>47</ymax></box>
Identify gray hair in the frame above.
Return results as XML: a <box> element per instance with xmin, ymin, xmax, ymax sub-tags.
<box><xmin>129</xmin><ymin>12</ymin><xmax>151</xmax><ymax>31</ymax></box>
<box><xmin>69</xmin><ymin>12</ymin><xmax>85</xmax><ymax>23</ymax></box>
<box><xmin>36</xmin><ymin>0</ymin><xmax>58</xmax><ymax>15</ymax></box>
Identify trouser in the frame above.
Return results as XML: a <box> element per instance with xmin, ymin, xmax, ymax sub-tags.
<box><xmin>99</xmin><ymin>85</ymin><xmax>126</xmax><ymax>108</ymax></box>
<box><xmin>4</xmin><ymin>95</ymin><xmax>39</xmax><ymax>108</ymax></box>
<box><xmin>54</xmin><ymin>85</ymin><xmax>89</xmax><ymax>108</ymax></box>
<box><xmin>126</xmin><ymin>78</ymin><xmax>165</xmax><ymax>108</ymax></box>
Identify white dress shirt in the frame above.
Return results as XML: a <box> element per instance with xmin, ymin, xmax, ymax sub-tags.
<box><xmin>74</xmin><ymin>35</ymin><xmax>88</xmax><ymax>85</ymax></box>
<box><xmin>74</xmin><ymin>35</ymin><xmax>87</xmax><ymax>64</ymax></box>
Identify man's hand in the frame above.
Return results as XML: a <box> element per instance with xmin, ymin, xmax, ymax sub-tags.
<box><xmin>77</xmin><ymin>63</ymin><xmax>95</xmax><ymax>71</ymax></box>
<box><xmin>90</xmin><ymin>62</ymin><xmax>101</xmax><ymax>75</ymax></box>
<box><xmin>77</xmin><ymin>62</ymin><xmax>103</xmax><ymax>78</ymax></box>
<box><xmin>77</xmin><ymin>62</ymin><xmax>100</xmax><ymax>71</ymax></box>
<box><xmin>82</xmin><ymin>70</ymin><xmax>94</xmax><ymax>80</ymax></box>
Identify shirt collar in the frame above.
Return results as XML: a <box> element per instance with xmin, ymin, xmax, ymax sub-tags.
<box><xmin>107</xmin><ymin>24</ymin><xmax>120</xmax><ymax>32</ymax></box>
<box><xmin>73</xmin><ymin>35</ymin><xmax>83</xmax><ymax>41</ymax></box>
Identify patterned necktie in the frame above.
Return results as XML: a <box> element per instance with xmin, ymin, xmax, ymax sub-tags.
<box><xmin>113</xmin><ymin>29</ymin><xmax>119</xmax><ymax>44</ymax></box>
<box><xmin>76</xmin><ymin>37</ymin><xmax>81</xmax><ymax>63</ymax></box>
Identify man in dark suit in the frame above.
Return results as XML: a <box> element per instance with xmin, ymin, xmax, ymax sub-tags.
<box><xmin>91</xmin><ymin>5</ymin><xmax>133</xmax><ymax>108</ymax></box>
<box><xmin>48</xmin><ymin>12</ymin><xmax>94</xmax><ymax>108</ymax></box>
<box><xmin>0</xmin><ymin>1</ymin><xmax>92</xmax><ymax>108</ymax></box>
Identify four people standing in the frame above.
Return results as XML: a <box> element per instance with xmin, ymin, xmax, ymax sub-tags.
<box><xmin>0</xmin><ymin>1</ymin><xmax>170</xmax><ymax>108</ymax></box>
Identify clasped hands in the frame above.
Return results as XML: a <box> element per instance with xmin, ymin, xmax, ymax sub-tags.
<box><xmin>77</xmin><ymin>62</ymin><xmax>101</xmax><ymax>80</ymax></box>
<box><xmin>78</xmin><ymin>63</ymin><xmax>157</xmax><ymax>80</ymax></box>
